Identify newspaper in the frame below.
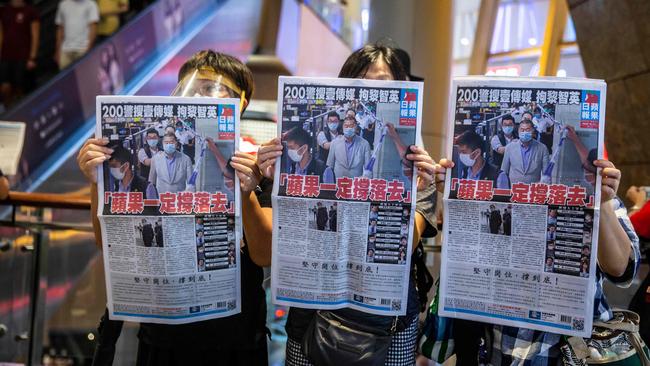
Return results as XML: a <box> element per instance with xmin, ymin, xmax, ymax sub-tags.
<box><xmin>96</xmin><ymin>96</ymin><xmax>242</xmax><ymax>324</ymax></box>
<box><xmin>439</xmin><ymin>77</ymin><xmax>606</xmax><ymax>337</ymax></box>
<box><xmin>0</xmin><ymin>121</ymin><xmax>26</xmax><ymax>175</ymax></box>
<box><xmin>271</xmin><ymin>77</ymin><xmax>423</xmax><ymax>316</ymax></box>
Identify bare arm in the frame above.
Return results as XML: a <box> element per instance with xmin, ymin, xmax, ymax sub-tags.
<box><xmin>241</xmin><ymin>191</ymin><xmax>273</xmax><ymax>266</ymax></box>
<box><xmin>0</xmin><ymin>176</ymin><xmax>9</xmax><ymax>200</ymax></box>
<box><xmin>87</xmin><ymin>23</ymin><xmax>97</xmax><ymax>50</ymax></box>
<box><xmin>30</xmin><ymin>21</ymin><xmax>40</xmax><ymax>61</ymax></box>
<box><xmin>91</xmin><ymin>183</ymin><xmax>102</xmax><ymax>248</ymax></box>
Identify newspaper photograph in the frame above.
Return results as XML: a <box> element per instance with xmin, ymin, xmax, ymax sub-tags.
<box><xmin>271</xmin><ymin>76</ymin><xmax>423</xmax><ymax>316</ymax></box>
<box><xmin>96</xmin><ymin>96</ymin><xmax>242</xmax><ymax>324</ymax></box>
<box><xmin>439</xmin><ymin>76</ymin><xmax>606</xmax><ymax>337</ymax></box>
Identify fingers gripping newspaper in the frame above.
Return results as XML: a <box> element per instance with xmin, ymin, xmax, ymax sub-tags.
<box><xmin>440</xmin><ymin>77</ymin><xmax>606</xmax><ymax>337</ymax></box>
<box><xmin>96</xmin><ymin>96</ymin><xmax>242</xmax><ymax>324</ymax></box>
<box><xmin>271</xmin><ymin>77</ymin><xmax>423</xmax><ymax>315</ymax></box>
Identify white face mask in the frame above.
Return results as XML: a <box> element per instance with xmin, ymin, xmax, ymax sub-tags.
<box><xmin>288</xmin><ymin>146</ymin><xmax>305</xmax><ymax>162</ymax></box>
<box><xmin>110</xmin><ymin>164</ymin><xmax>126</xmax><ymax>180</ymax></box>
<box><xmin>459</xmin><ymin>152</ymin><xmax>477</xmax><ymax>167</ymax></box>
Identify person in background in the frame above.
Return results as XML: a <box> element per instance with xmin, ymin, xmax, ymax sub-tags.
<box><xmin>154</xmin><ymin>219</ymin><xmax>163</xmax><ymax>247</ymax></box>
<box><xmin>499</xmin><ymin>119</ymin><xmax>549</xmax><ymax>186</ymax></box>
<box><xmin>285</xmin><ymin>126</ymin><xmax>326</xmax><ymax>181</ymax></box>
<box><xmin>488</xmin><ymin>204</ymin><xmax>502</xmax><ymax>234</ymax></box>
<box><xmin>148</xmin><ymin>133</ymin><xmax>193</xmax><ymax>194</ymax></box>
<box><xmin>108</xmin><ymin>146</ymin><xmax>148</xmax><ymax>193</ymax></box>
<box><xmin>97</xmin><ymin>0</ymin><xmax>128</xmax><ymax>41</ymax></box>
<box><xmin>627</xmin><ymin>185</ymin><xmax>650</xmax><ymax>239</ymax></box>
<box><xmin>490</xmin><ymin>114</ymin><xmax>517</xmax><ymax>167</ymax></box>
<box><xmin>0</xmin><ymin>169</ymin><xmax>9</xmax><ymax>200</ymax></box>
<box><xmin>456</xmin><ymin>130</ymin><xmax>499</xmax><ymax>184</ymax></box>
<box><xmin>317</xmin><ymin>111</ymin><xmax>342</xmax><ymax>163</ymax></box>
<box><xmin>138</xmin><ymin>129</ymin><xmax>161</xmax><ymax>180</ymax></box>
<box><xmin>326</xmin><ymin>116</ymin><xmax>371</xmax><ymax>179</ymax></box>
<box><xmin>0</xmin><ymin>0</ymin><xmax>39</xmax><ymax>107</ymax></box>
<box><xmin>503</xmin><ymin>207</ymin><xmax>511</xmax><ymax>235</ymax></box>
<box><xmin>55</xmin><ymin>0</ymin><xmax>99</xmax><ymax>69</ymax></box>
<box><xmin>328</xmin><ymin>203</ymin><xmax>337</xmax><ymax>232</ymax></box>
<box><xmin>316</xmin><ymin>202</ymin><xmax>328</xmax><ymax>231</ymax></box>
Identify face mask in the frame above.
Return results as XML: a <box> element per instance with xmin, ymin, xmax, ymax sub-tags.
<box><xmin>176</xmin><ymin>128</ymin><xmax>182</xmax><ymax>133</ymax></box>
<box><xmin>147</xmin><ymin>139</ymin><xmax>158</xmax><ymax>148</ymax></box>
<box><xmin>110</xmin><ymin>164</ymin><xmax>126</xmax><ymax>180</ymax></box>
<box><xmin>327</xmin><ymin>122</ymin><xmax>339</xmax><ymax>131</ymax></box>
<box><xmin>459</xmin><ymin>152</ymin><xmax>476</xmax><ymax>167</ymax></box>
<box><xmin>287</xmin><ymin>147</ymin><xmax>304</xmax><ymax>162</ymax></box>
<box><xmin>502</xmin><ymin>126</ymin><xmax>514</xmax><ymax>135</ymax></box>
<box><xmin>343</xmin><ymin>127</ymin><xmax>356</xmax><ymax>138</ymax></box>
<box><xmin>164</xmin><ymin>143</ymin><xmax>176</xmax><ymax>154</ymax></box>
<box><xmin>519</xmin><ymin>131</ymin><xmax>533</xmax><ymax>143</ymax></box>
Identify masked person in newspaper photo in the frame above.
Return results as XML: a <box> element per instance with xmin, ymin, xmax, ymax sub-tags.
<box><xmin>443</xmin><ymin>88</ymin><xmax>640</xmax><ymax>365</ymax></box>
<box><xmin>255</xmin><ymin>43</ymin><xmax>452</xmax><ymax>366</ymax></box>
<box><xmin>77</xmin><ymin>50</ymin><xmax>275</xmax><ymax>365</ymax></box>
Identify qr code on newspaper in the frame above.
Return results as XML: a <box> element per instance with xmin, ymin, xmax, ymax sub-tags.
<box><xmin>572</xmin><ymin>317</ymin><xmax>585</xmax><ymax>331</ymax></box>
<box><xmin>391</xmin><ymin>300</ymin><xmax>402</xmax><ymax>311</ymax></box>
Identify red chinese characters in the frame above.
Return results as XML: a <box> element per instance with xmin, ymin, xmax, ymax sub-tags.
<box><xmin>547</xmin><ymin>184</ymin><xmax>568</xmax><ymax>205</ymax></box>
<box><xmin>177</xmin><ymin>192</ymin><xmax>194</xmax><ymax>214</ymax></box>
<box><xmin>159</xmin><ymin>192</ymin><xmax>177</xmax><ymax>214</ymax></box>
<box><xmin>303</xmin><ymin>175</ymin><xmax>320</xmax><ymax>197</ymax></box>
<box><xmin>353</xmin><ymin>177</ymin><xmax>370</xmax><ymax>201</ymax></box>
<box><xmin>127</xmin><ymin>192</ymin><xmax>144</xmax><ymax>214</ymax></box>
<box><xmin>110</xmin><ymin>192</ymin><xmax>128</xmax><ymax>214</ymax></box>
<box><xmin>335</xmin><ymin>177</ymin><xmax>353</xmax><ymax>200</ymax></box>
<box><xmin>387</xmin><ymin>180</ymin><xmax>405</xmax><ymax>202</ymax></box>
<box><xmin>474</xmin><ymin>180</ymin><xmax>494</xmax><ymax>201</ymax></box>
<box><xmin>193</xmin><ymin>192</ymin><xmax>211</xmax><ymax>214</ymax></box>
<box><xmin>529</xmin><ymin>183</ymin><xmax>549</xmax><ymax>204</ymax></box>
<box><xmin>456</xmin><ymin>179</ymin><xmax>477</xmax><ymax>200</ymax></box>
<box><xmin>286</xmin><ymin>175</ymin><xmax>304</xmax><ymax>197</ymax></box>
<box><xmin>510</xmin><ymin>183</ymin><xmax>530</xmax><ymax>203</ymax></box>
<box><xmin>566</xmin><ymin>185</ymin><xmax>587</xmax><ymax>206</ymax></box>
<box><xmin>211</xmin><ymin>192</ymin><xmax>229</xmax><ymax>213</ymax></box>
<box><xmin>369</xmin><ymin>179</ymin><xmax>387</xmax><ymax>201</ymax></box>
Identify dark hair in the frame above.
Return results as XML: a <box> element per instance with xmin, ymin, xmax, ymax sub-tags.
<box><xmin>146</xmin><ymin>129</ymin><xmax>160</xmax><ymax>137</ymax></box>
<box><xmin>343</xmin><ymin>116</ymin><xmax>357</xmax><ymax>125</ymax></box>
<box><xmin>501</xmin><ymin>114</ymin><xmax>515</xmax><ymax>124</ymax></box>
<box><xmin>338</xmin><ymin>43</ymin><xmax>407</xmax><ymax>80</ymax></box>
<box><xmin>519</xmin><ymin>119</ymin><xmax>535</xmax><ymax>129</ymax></box>
<box><xmin>456</xmin><ymin>130</ymin><xmax>484</xmax><ymax>152</ymax></box>
<box><xmin>522</xmin><ymin>111</ymin><xmax>533</xmax><ymax>119</ymax></box>
<box><xmin>110</xmin><ymin>146</ymin><xmax>132</xmax><ymax>164</ymax></box>
<box><xmin>163</xmin><ymin>132</ymin><xmax>178</xmax><ymax>142</ymax></box>
<box><xmin>285</xmin><ymin>126</ymin><xmax>311</xmax><ymax>147</ymax></box>
<box><xmin>582</xmin><ymin>245</ymin><xmax>590</xmax><ymax>250</ymax></box>
<box><xmin>178</xmin><ymin>50</ymin><xmax>254</xmax><ymax>112</ymax></box>
<box><xmin>327</xmin><ymin>111</ymin><xmax>340</xmax><ymax>120</ymax></box>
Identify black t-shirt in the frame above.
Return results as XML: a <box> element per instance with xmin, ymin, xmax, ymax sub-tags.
<box><xmin>137</xmin><ymin>179</ymin><xmax>272</xmax><ymax>350</ymax></box>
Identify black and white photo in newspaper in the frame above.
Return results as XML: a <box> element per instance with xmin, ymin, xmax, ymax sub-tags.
<box><xmin>439</xmin><ymin>77</ymin><xmax>606</xmax><ymax>337</ymax></box>
<box><xmin>96</xmin><ymin>96</ymin><xmax>242</xmax><ymax>324</ymax></box>
<box><xmin>271</xmin><ymin>77</ymin><xmax>423</xmax><ymax>316</ymax></box>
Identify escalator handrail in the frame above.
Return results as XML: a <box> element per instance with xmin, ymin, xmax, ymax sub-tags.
<box><xmin>2</xmin><ymin>191</ymin><xmax>90</xmax><ymax>210</ymax></box>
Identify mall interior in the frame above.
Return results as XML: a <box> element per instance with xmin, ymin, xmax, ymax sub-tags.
<box><xmin>0</xmin><ymin>0</ymin><xmax>649</xmax><ymax>365</ymax></box>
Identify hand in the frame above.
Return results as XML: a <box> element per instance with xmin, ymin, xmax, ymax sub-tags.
<box><xmin>230</xmin><ymin>151</ymin><xmax>262</xmax><ymax>193</ymax></box>
<box><xmin>77</xmin><ymin>138</ymin><xmax>113</xmax><ymax>184</ymax></box>
<box><xmin>433</xmin><ymin>158</ymin><xmax>454</xmax><ymax>193</ymax></box>
<box><xmin>257</xmin><ymin>138</ymin><xmax>282</xmax><ymax>179</ymax></box>
<box><xmin>405</xmin><ymin>146</ymin><xmax>436</xmax><ymax>191</ymax></box>
<box><xmin>26</xmin><ymin>59</ymin><xmax>37</xmax><ymax>70</ymax></box>
<box><xmin>385</xmin><ymin>122</ymin><xmax>398</xmax><ymax>139</ymax></box>
<box><xmin>594</xmin><ymin>159</ymin><xmax>620</xmax><ymax>203</ymax></box>
<box><xmin>565</xmin><ymin>125</ymin><xmax>578</xmax><ymax>143</ymax></box>
<box><xmin>626</xmin><ymin>185</ymin><xmax>647</xmax><ymax>207</ymax></box>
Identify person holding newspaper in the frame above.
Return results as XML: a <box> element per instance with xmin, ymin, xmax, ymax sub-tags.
<box><xmin>77</xmin><ymin>50</ymin><xmax>272</xmax><ymax>366</ymax></box>
<box><xmin>256</xmin><ymin>43</ymin><xmax>452</xmax><ymax>366</ymax></box>
<box><xmin>439</xmin><ymin>151</ymin><xmax>640</xmax><ymax>365</ymax></box>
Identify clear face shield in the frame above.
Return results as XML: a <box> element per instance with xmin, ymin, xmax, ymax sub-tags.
<box><xmin>171</xmin><ymin>66</ymin><xmax>248</xmax><ymax>112</ymax></box>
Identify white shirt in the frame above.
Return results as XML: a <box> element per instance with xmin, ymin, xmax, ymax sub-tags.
<box><xmin>317</xmin><ymin>130</ymin><xmax>342</xmax><ymax>147</ymax></box>
<box><xmin>491</xmin><ymin>133</ymin><xmax>515</xmax><ymax>152</ymax></box>
<box><xmin>55</xmin><ymin>0</ymin><xmax>100</xmax><ymax>52</ymax></box>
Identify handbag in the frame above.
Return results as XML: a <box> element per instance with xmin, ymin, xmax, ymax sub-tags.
<box><xmin>418</xmin><ymin>279</ymin><xmax>455</xmax><ymax>363</ymax></box>
<box><xmin>302</xmin><ymin>310</ymin><xmax>398</xmax><ymax>366</ymax></box>
<box><xmin>561</xmin><ymin>310</ymin><xmax>650</xmax><ymax>366</ymax></box>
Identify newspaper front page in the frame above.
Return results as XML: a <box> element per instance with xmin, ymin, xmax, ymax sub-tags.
<box><xmin>439</xmin><ymin>77</ymin><xmax>606</xmax><ymax>337</ymax></box>
<box><xmin>96</xmin><ymin>96</ymin><xmax>242</xmax><ymax>324</ymax></box>
<box><xmin>271</xmin><ymin>77</ymin><xmax>423</xmax><ymax>316</ymax></box>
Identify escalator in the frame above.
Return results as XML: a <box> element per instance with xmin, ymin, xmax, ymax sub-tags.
<box><xmin>0</xmin><ymin>0</ymin><xmax>265</xmax><ymax>364</ymax></box>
